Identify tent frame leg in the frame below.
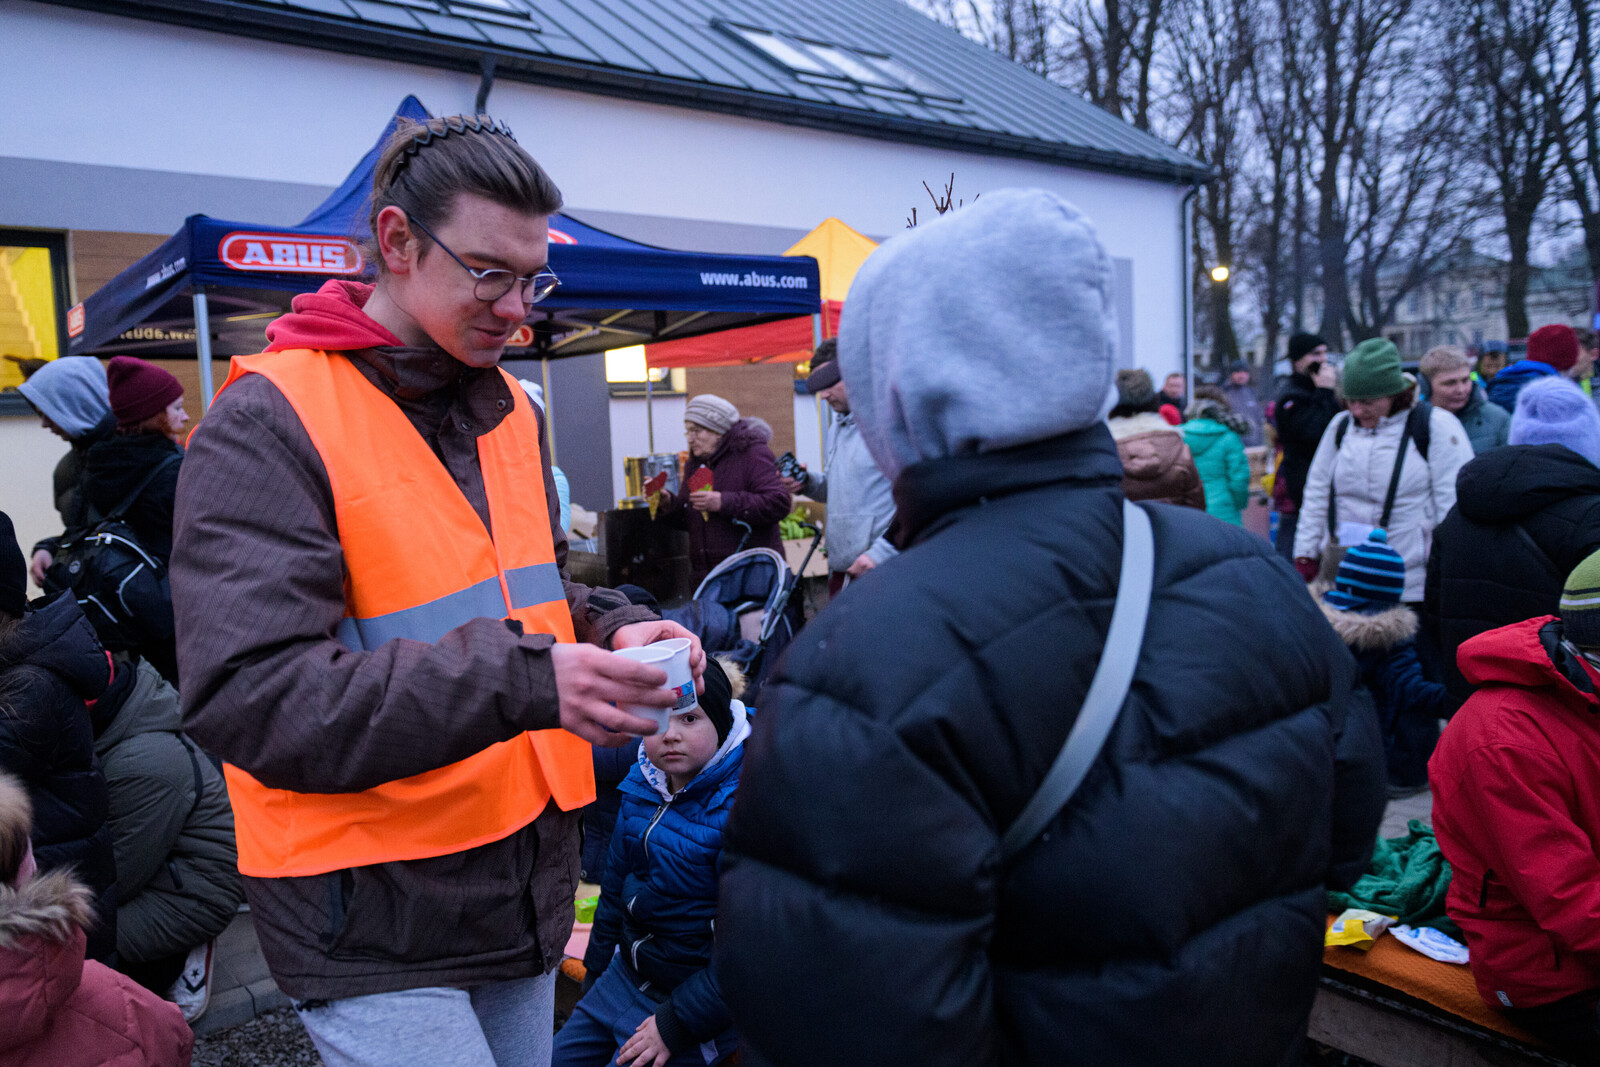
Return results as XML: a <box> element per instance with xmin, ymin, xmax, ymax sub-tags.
<box><xmin>194</xmin><ymin>288</ymin><xmax>215</xmax><ymax>413</ymax></box>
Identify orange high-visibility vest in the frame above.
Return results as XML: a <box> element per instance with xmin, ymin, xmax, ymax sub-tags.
<box><xmin>219</xmin><ymin>348</ymin><xmax>594</xmax><ymax>878</ymax></box>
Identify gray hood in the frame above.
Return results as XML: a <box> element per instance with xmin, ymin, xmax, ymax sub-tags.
<box><xmin>16</xmin><ymin>357</ymin><xmax>110</xmax><ymax>438</ymax></box>
<box><xmin>838</xmin><ymin>188</ymin><xmax>1119</xmax><ymax>481</ymax></box>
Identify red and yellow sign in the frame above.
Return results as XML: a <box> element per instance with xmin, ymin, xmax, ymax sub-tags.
<box><xmin>219</xmin><ymin>233</ymin><xmax>364</xmax><ymax>274</ymax></box>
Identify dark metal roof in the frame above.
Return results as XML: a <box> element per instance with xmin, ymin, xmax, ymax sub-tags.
<box><xmin>43</xmin><ymin>0</ymin><xmax>1208</xmax><ymax>184</ymax></box>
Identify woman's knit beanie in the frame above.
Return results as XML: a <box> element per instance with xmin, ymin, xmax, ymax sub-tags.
<box><xmin>1561</xmin><ymin>548</ymin><xmax>1600</xmax><ymax>649</ymax></box>
<box><xmin>1322</xmin><ymin>529</ymin><xmax>1407</xmax><ymax>610</ymax></box>
<box><xmin>684</xmin><ymin>394</ymin><xmax>739</xmax><ymax>435</ymax></box>
<box><xmin>1527</xmin><ymin>324</ymin><xmax>1579</xmax><ymax>372</ymax></box>
<box><xmin>1510</xmin><ymin>376</ymin><xmax>1600</xmax><ymax>466</ymax></box>
<box><xmin>106</xmin><ymin>356</ymin><xmax>183</xmax><ymax>427</ymax></box>
<box><xmin>1114</xmin><ymin>369</ymin><xmax>1159</xmax><ymax>413</ymax></box>
<box><xmin>1341</xmin><ymin>339</ymin><xmax>1411</xmax><ymax>400</ymax></box>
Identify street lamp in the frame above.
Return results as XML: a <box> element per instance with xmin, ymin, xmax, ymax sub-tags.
<box><xmin>1210</xmin><ymin>264</ymin><xmax>1230</xmax><ymax>283</ymax></box>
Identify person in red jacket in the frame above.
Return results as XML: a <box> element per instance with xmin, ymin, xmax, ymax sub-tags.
<box><xmin>0</xmin><ymin>769</ymin><xmax>193</xmax><ymax>1067</ymax></box>
<box><xmin>1431</xmin><ymin>547</ymin><xmax>1600</xmax><ymax>1061</ymax></box>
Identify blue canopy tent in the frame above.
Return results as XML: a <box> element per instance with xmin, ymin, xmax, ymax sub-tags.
<box><xmin>68</xmin><ymin>96</ymin><xmax>820</xmax><ymax>413</ymax></box>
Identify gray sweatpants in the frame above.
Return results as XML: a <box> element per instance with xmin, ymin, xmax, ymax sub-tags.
<box><xmin>295</xmin><ymin>971</ymin><xmax>557</xmax><ymax>1067</ymax></box>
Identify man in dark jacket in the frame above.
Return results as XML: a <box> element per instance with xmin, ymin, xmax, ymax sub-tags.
<box><xmin>1425</xmin><ymin>443</ymin><xmax>1600</xmax><ymax>701</ymax></box>
<box><xmin>1486</xmin><ymin>324</ymin><xmax>1592</xmax><ymax>414</ymax></box>
<box><xmin>718</xmin><ymin>189</ymin><xmax>1386</xmax><ymax>1067</ymax></box>
<box><xmin>18</xmin><ymin>357</ymin><xmax>115</xmax><ymax>581</ymax></box>
<box><xmin>1273</xmin><ymin>332</ymin><xmax>1341</xmax><ymax>561</ymax></box>
<box><xmin>0</xmin><ymin>511</ymin><xmax>118</xmax><ymax>964</ymax></box>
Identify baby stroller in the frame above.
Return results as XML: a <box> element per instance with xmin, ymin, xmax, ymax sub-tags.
<box><xmin>663</xmin><ymin>522</ymin><xmax>821</xmax><ymax>704</ymax></box>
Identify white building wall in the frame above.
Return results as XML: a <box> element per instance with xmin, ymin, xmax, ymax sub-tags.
<box><xmin>0</xmin><ymin>416</ymin><xmax>72</xmax><ymax>590</ymax></box>
<box><xmin>2</xmin><ymin>1</ymin><xmax>1189</xmax><ymax>373</ymax></box>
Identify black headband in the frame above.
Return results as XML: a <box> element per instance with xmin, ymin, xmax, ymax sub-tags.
<box><xmin>804</xmin><ymin>358</ymin><xmax>842</xmax><ymax>395</ymax></box>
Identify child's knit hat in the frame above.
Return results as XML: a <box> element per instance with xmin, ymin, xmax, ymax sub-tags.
<box><xmin>1323</xmin><ymin>529</ymin><xmax>1407</xmax><ymax>610</ymax></box>
<box><xmin>1561</xmin><ymin>548</ymin><xmax>1600</xmax><ymax>649</ymax></box>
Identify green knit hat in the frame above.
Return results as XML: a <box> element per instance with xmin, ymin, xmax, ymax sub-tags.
<box><xmin>1341</xmin><ymin>338</ymin><xmax>1412</xmax><ymax>400</ymax></box>
<box><xmin>1562</xmin><ymin>548</ymin><xmax>1600</xmax><ymax>648</ymax></box>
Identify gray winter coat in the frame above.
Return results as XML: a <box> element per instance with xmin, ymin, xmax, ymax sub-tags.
<box><xmin>93</xmin><ymin>659</ymin><xmax>242</xmax><ymax>963</ymax></box>
<box><xmin>1452</xmin><ymin>383</ymin><xmax>1511</xmax><ymax>455</ymax></box>
<box><xmin>800</xmin><ymin>412</ymin><xmax>897</xmax><ymax>571</ymax></box>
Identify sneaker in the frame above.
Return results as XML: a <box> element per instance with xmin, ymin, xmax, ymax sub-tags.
<box><xmin>167</xmin><ymin>940</ymin><xmax>214</xmax><ymax>1023</ymax></box>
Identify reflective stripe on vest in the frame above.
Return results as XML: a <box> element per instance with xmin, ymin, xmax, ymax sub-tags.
<box><xmin>217</xmin><ymin>349</ymin><xmax>594</xmax><ymax>878</ymax></box>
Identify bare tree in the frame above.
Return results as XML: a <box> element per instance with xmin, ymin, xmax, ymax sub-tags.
<box><xmin>1166</xmin><ymin>0</ymin><xmax>1252</xmax><ymax>363</ymax></box>
<box><xmin>909</xmin><ymin>0</ymin><xmax>1060</xmax><ymax>75</ymax></box>
<box><xmin>1544</xmin><ymin>0</ymin><xmax>1600</xmax><ymax>301</ymax></box>
<box><xmin>1241</xmin><ymin>0</ymin><xmax>1311</xmax><ymax>362</ymax></box>
<box><xmin>1059</xmin><ymin>0</ymin><xmax>1168</xmax><ymax>130</ymax></box>
<box><xmin>1460</xmin><ymin>0</ymin><xmax>1572</xmax><ymax>338</ymax></box>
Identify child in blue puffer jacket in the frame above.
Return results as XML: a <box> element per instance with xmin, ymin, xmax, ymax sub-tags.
<box><xmin>553</xmin><ymin>658</ymin><xmax>748</xmax><ymax>1067</ymax></box>
<box><xmin>1318</xmin><ymin>529</ymin><xmax>1450</xmax><ymax>797</ymax></box>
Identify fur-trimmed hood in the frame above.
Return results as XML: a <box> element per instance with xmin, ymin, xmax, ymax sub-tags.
<box><xmin>1317</xmin><ymin>596</ymin><xmax>1419</xmax><ymax>653</ymax></box>
<box><xmin>0</xmin><ymin>870</ymin><xmax>93</xmax><ymax>951</ymax></box>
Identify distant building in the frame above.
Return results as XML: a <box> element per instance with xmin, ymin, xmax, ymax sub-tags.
<box><xmin>1301</xmin><ymin>245</ymin><xmax>1594</xmax><ymax>357</ymax></box>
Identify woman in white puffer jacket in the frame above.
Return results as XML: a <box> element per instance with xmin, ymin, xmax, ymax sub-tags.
<box><xmin>1294</xmin><ymin>339</ymin><xmax>1474</xmax><ymax>603</ymax></box>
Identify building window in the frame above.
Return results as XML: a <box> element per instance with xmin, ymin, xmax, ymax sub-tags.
<box><xmin>1472</xmin><ymin>289</ymin><xmax>1484</xmax><ymax>310</ymax></box>
<box><xmin>0</xmin><ymin>229</ymin><xmax>71</xmax><ymax>410</ymax></box>
<box><xmin>721</xmin><ymin>23</ymin><xmax>963</xmax><ymax>104</ymax></box>
<box><xmin>604</xmin><ymin>346</ymin><xmax>685</xmax><ymax>398</ymax></box>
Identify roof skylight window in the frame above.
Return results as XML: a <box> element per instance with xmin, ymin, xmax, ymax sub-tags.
<box><xmin>732</xmin><ymin>27</ymin><xmax>833</xmax><ymax>75</ymax></box>
<box><xmin>446</xmin><ymin>0</ymin><xmax>539</xmax><ymax>26</ymax></box>
<box><xmin>721</xmin><ymin>22</ymin><xmax>963</xmax><ymax>105</ymax></box>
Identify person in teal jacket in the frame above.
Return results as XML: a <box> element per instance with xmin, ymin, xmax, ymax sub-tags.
<box><xmin>1182</xmin><ymin>391</ymin><xmax>1252</xmax><ymax>525</ymax></box>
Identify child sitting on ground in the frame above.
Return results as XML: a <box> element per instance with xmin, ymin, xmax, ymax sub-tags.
<box><xmin>0</xmin><ymin>769</ymin><xmax>193</xmax><ymax>1066</ymax></box>
<box><xmin>1319</xmin><ymin>529</ymin><xmax>1451</xmax><ymax>796</ymax></box>
<box><xmin>552</xmin><ymin>659</ymin><xmax>748</xmax><ymax>1067</ymax></box>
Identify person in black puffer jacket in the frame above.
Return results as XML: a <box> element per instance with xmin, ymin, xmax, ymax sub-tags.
<box><xmin>717</xmin><ymin>190</ymin><xmax>1386</xmax><ymax>1067</ymax></box>
<box><xmin>0</xmin><ymin>511</ymin><xmax>118</xmax><ymax>964</ymax></box>
<box><xmin>80</xmin><ymin>357</ymin><xmax>187</xmax><ymax>682</ymax></box>
<box><xmin>1425</xmin><ymin>442</ymin><xmax>1600</xmax><ymax>702</ymax></box>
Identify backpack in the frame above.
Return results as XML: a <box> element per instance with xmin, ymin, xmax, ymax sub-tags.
<box><xmin>42</xmin><ymin>454</ymin><xmax>181</xmax><ymax>652</ymax></box>
<box><xmin>1328</xmin><ymin>402</ymin><xmax>1432</xmax><ymax>535</ymax></box>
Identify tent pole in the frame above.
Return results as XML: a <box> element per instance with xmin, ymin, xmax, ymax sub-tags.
<box><xmin>812</xmin><ymin>312</ymin><xmax>825</xmax><ymax>459</ymax></box>
<box><xmin>541</xmin><ymin>357</ymin><xmax>557</xmax><ymax>466</ymax></box>
<box><xmin>193</xmin><ymin>288</ymin><xmax>215</xmax><ymax>413</ymax></box>
<box><xmin>646</xmin><ymin>373</ymin><xmax>655</xmax><ymax>454</ymax></box>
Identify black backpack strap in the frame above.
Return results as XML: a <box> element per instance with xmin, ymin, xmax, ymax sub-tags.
<box><xmin>103</xmin><ymin>453</ymin><xmax>182</xmax><ymax>522</ymax></box>
<box><xmin>1409</xmin><ymin>402</ymin><xmax>1431</xmax><ymax>462</ymax></box>
<box><xmin>1329</xmin><ymin>413</ymin><xmax>1353</xmax><ymax>536</ymax></box>
<box><xmin>1379</xmin><ymin>414</ymin><xmax>1419</xmax><ymax>531</ymax></box>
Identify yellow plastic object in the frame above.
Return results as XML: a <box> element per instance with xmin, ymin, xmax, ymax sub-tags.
<box><xmin>1326</xmin><ymin>908</ymin><xmax>1397</xmax><ymax>951</ymax></box>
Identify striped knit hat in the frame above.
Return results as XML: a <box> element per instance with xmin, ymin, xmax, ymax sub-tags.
<box><xmin>1560</xmin><ymin>548</ymin><xmax>1600</xmax><ymax>648</ymax></box>
<box><xmin>1323</xmin><ymin>529</ymin><xmax>1407</xmax><ymax>610</ymax></box>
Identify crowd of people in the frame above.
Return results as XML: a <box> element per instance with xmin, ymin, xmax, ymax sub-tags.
<box><xmin>7</xmin><ymin>110</ymin><xmax>1600</xmax><ymax>1067</ymax></box>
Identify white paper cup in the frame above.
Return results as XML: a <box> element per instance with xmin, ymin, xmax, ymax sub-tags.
<box><xmin>612</xmin><ymin>639</ymin><xmax>696</xmax><ymax>734</ymax></box>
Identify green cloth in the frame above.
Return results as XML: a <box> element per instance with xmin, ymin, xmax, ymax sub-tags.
<box><xmin>1181</xmin><ymin>418</ymin><xmax>1250</xmax><ymax>525</ymax></box>
<box><xmin>1327</xmin><ymin>819</ymin><xmax>1461</xmax><ymax>939</ymax></box>
<box><xmin>1342</xmin><ymin>338</ymin><xmax>1409</xmax><ymax>399</ymax></box>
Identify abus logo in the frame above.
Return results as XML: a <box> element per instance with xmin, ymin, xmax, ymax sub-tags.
<box><xmin>508</xmin><ymin>325</ymin><xmax>536</xmax><ymax>347</ymax></box>
<box><xmin>548</xmin><ymin>228</ymin><xmax>576</xmax><ymax>245</ymax></box>
<box><xmin>67</xmin><ymin>303</ymin><xmax>85</xmax><ymax>338</ymax></box>
<box><xmin>219</xmin><ymin>233</ymin><xmax>363</xmax><ymax>274</ymax></box>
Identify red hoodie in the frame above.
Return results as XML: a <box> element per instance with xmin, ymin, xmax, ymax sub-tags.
<box><xmin>264</xmin><ymin>280</ymin><xmax>402</xmax><ymax>353</ymax></box>
<box><xmin>1430</xmin><ymin>616</ymin><xmax>1600</xmax><ymax>1009</ymax></box>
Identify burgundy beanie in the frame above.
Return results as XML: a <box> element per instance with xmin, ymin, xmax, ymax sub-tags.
<box><xmin>1527</xmin><ymin>324</ymin><xmax>1579</xmax><ymax>372</ymax></box>
<box><xmin>106</xmin><ymin>357</ymin><xmax>184</xmax><ymax>427</ymax></box>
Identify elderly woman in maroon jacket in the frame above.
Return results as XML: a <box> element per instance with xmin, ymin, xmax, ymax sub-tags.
<box><xmin>662</xmin><ymin>395</ymin><xmax>792</xmax><ymax>583</ymax></box>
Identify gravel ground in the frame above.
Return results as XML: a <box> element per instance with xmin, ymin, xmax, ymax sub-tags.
<box><xmin>191</xmin><ymin>1009</ymin><xmax>323</xmax><ymax>1067</ymax></box>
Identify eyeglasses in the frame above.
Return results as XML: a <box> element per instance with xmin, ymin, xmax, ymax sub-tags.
<box><xmin>406</xmin><ymin>214</ymin><xmax>560</xmax><ymax>308</ymax></box>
